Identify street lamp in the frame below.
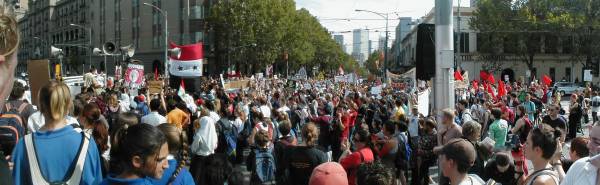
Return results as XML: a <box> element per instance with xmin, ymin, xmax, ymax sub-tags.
<box><xmin>32</xmin><ymin>36</ymin><xmax>48</xmax><ymax>58</ymax></box>
<box><xmin>355</xmin><ymin>9</ymin><xmax>390</xmax><ymax>82</ymax></box>
<box><xmin>69</xmin><ymin>23</ymin><xmax>92</xmax><ymax>74</ymax></box>
<box><xmin>143</xmin><ymin>3</ymin><xmax>168</xmax><ymax>79</ymax></box>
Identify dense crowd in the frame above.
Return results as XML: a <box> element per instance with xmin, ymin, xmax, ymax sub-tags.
<box><xmin>3</xmin><ymin>66</ymin><xmax>600</xmax><ymax>185</ymax></box>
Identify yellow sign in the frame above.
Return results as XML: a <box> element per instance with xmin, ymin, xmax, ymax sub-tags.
<box><xmin>147</xmin><ymin>80</ymin><xmax>164</xmax><ymax>94</ymax></box>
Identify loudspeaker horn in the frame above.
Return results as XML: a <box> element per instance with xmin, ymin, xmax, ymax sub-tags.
<box><xmin>120</xmin><ymin>44</ymin><xmax>135</xmax><ymax>58</ymax></box>
<box><xmin>168</xmin><ymin>48</ymin><xmax>181</xmax><ymax>59</ymax></box>
<box><xmin>50</xmin><ymin>46</ymin><xmax>63</xmax><ymax>57</ymax></box>
<box><xmin>93</xmin><ymin>48</ymin><xmax>103</xmax><ymax>56</ymax></box>
<box><xmin>102</xmin><ymin>42</ymin><xmax>117</xmax><ymax>54</ymax></box>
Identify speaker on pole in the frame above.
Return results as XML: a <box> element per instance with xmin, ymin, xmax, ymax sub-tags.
<box><xmin>415</xmin><ymin>24</ymin><xmax>435</xmax><ymax>81</ymax></box>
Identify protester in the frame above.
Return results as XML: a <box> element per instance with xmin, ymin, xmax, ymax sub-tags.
<box><xmin>462</xmin><ymin>121</ymin><xmax>492</xmax><ymax>176</ymax></box>
<box><xmin>561</xmin><ymin>136</ymin><xmax>589</xmax><ymax>172</ymax></box>
<box><xmin>102</xmin><ymin>124</ymin><xmax>169</xmax><ymax>185</ymax></box>
<box><xmin>439</xmin><ymin>138</ymin><xmax>485</xmax><ymax>185</ymax></box>
<box><xmin>523</xmin><ymin>93</ymin><xmax>536</xmax><ymax>122</ymax></box>
<box><xmin>2</xmin><ymin>81</ymin><xmax>35</xmax><ymax>128</ymax></box>
<box><xmin>591</xmin><ymin>92</ymin><xmax>600</xmax><ymax>123</ymax></box>
<box><xmin>142</xmin><ymin>99</ymin><xmax>167</xmax><ymax>127</ymax></box>
<box><xmin>246</xmin><ymin>130</ymin><xmax>276</xmax><ymax>184</ymax></box>
<box><xmin>339</xmin><ymin>129</ymin><xmax>377</xmax><ymax>185</ymax></box>
<box><xmin>561</xmin><ymin>125</ymin><xmax>600</xmax><ymax>185</ymax></box>
<box><xmin>285</xmin><ymin>123</ymin><xmax>327</xmax><ymax>185</ymax></box>
<box><xmin>542</xmin><ymin>104</ymin><xmax>567</xmax><ymax>131</ymax></box>
<box><xmin>522</xmin><ymin>127</ymin><xmax>561</xmax><ymax>185</ymax></box>
<box><xmin>456</xmin><ymin>99</ymin><xmax>473</xmax><ymax>125</ymax></box>
<box><xmin>309</xmin><ymin>162</ymin><xmax>349</xmax><ymax>185</ymax></box>
<box><xmin>11</xmin><ymin>81</ymin><xmax>103</xmax><ymax>185</ymax></box>
<box><xmin>154</xmin><ymin>123</ymin><xmax>195</xmax><ymax>185</ymax></box>
<box><xmin>190</xmin><ymin>107</ymin><xmax>218</xmax><ymax>184</ymax></box>
<box><xmin>488</xmin><ymin>108</ymin><xmax>508</xmax><ymax>151</ymax></box>
<box><xmin>482</xmin><ymin>153</ymin><xmax>517</xmax><ymax>185</ymax></box>
<box><xmin>356</xmin><ymin>162</ymin><xmax>395</xmax><ymax>185</ymax></box>
<box><xmin>567</xmin><ymin>94</ymin><xmax>583</xmax><ymax>140</ymax></box>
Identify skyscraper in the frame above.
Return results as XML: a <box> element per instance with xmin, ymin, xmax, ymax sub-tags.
<box><xmin>352</xmin><ymin>29</ymin><xmax>369</xmax><ymax>65</ymax></box>
<box><xmin>333</xmin><ymin>34</ymin><xmax>346</xmax><ymax>53</ymax></box>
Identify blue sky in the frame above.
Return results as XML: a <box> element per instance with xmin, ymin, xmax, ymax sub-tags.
<box><xmin>295</xmin><ymin>0</ymin><xmax>469</xmax><ymax>53</ymax></box>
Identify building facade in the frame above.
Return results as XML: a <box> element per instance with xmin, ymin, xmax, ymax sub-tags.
<box><xmin>333</xmin><ymin>34</ymin><xmax>345</xmax><ymax>53</ymax></box>
<box><xmin>398</xmin><ymin>6</ymin><xmax>595</xmax><ymax>84</ymax></box>
<box><xmin>17</xmin><ymin>0</ymin><xmax>215</xmax><ymax>76</ymax></box>
<box><xmin>352</xmin><ymin>29</ymin><xmax>368</xmax><ymax>65</ymax></box>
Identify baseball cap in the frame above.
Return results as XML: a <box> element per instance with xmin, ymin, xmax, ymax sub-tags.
<box><xmin>309</xmin><ymin>162</ymin><xmax>348</xmax><ymax>185</ymax></box>
<box><xmin>440</xmin><ymin>138</ymin><xmax>476</xmax><ymax>168</ymax></box>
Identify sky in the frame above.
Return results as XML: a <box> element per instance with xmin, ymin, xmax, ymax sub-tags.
<box><xmin>295</xmin><ymin>0</ymin><xmax>470</xmax><ymax>53</ymax></box>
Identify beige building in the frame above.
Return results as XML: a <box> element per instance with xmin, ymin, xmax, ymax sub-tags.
<box><xmin>17</xmin><ymin>0</ymin><xmax>214</xmax><ymax>75</ymax></box>
<box><xmin>398</xmin><ymin>6</ymin><xmax>594</xmax><ymax>85</ymax></box>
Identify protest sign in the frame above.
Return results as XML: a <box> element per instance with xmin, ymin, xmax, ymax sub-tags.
<box><xmin>27</xmin><ymin>60</ymin><xmax>51</xmax><ymax>106</ymax></box>
<box><xmin>124</xmin><ymin>64</ymin><xmax>144</xmax><ymax>89</ymax></box>
<box><xmin>147</xmin><ymin>80</ymin><xmax>164</xmax><ymax>94</ymax></box>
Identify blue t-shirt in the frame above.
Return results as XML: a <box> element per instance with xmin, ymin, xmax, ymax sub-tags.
<box><xmin>148</xmin><ymin>159</ymin><xmax>195</xmax><ymax>185</ymax></box>
<box><xmin>12</xmin><ymin>125</ymin><xmax>103</xmax><ymax>185</ymax></box>
<box><xmin>101</xmin><ymin>176</ymin><xmax>152</xmax><ymax>185</ymax></box>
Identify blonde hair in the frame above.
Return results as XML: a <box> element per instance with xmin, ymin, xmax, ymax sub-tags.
<box><xmin>0</xmin><ymin>11</ymin><xmax>19</xmax><ymax>56</ymax></box>
<box><xmin>302</xmin><ymin>122</ymin><xmax>319</xmax><ymax>147</ymax></box>
<box><xmin>39</xmin><ymin>81</ymin><xmax>72</xmax><ymax>122</ymax></box>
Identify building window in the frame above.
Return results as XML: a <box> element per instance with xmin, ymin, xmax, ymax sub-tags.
<box><xmin>566</xmin><ymin>67</ymin><xmax>571</xmax><ymax>81</ymax></box>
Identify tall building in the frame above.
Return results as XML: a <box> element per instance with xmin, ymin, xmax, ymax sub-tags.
<box><xmin>378</xmin><ymin>36</ymin><xmax>386</xmax><ymax>51</ymax></box>
<box><xmin>352</xmin><ymin>29</ymin><xmax>368</xmax><ymax>65</ymax></box>
<box><xmin>17</xmin><ymin>0</ymin><xmax>215</xmax><ymax>75</ymax></box>
<box><xmin>397</xmin><ymin>17</ymin><xmax>412</xmax><ymax>42</ymax></box>
<box><xmin>333</xmin><ymin>34</ymin><xmax>346</xmax><ymax>53</ymax></box>
<box><xmin>368</xmin><ymin>40</ymin><xmax>372</xmax><ymax>54</ymax></box>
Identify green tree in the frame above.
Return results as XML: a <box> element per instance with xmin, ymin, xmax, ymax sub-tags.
<box><xmin>365</xmin><ymin>50</ymin><xmax>382</xmax><ymax>75</ymax></box>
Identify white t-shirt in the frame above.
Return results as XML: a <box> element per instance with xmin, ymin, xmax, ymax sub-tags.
<box><xmin>27</xmin><ymin>111</ymin><xmax>80</xmax><ymax>133</ymax></box>
<box><xmin>458</xmin><ymin>175</ymin><xmax>485</xmax><ymax>185</ymax></box>
<box><xmin>141</xmin><ymin>112</ymin><xmax>167</xmax><ymax>127</ymax></box>
<box><xmin>561</xmin><ymin>157</ymin><xmax>597</xmax><ymax>185</ymax></box>
<box><xmin>592</xmin><ymin>96</ymin><xmax>600</xmax><ymax>112</ymax></box>
<box><xmin>260</xmin><ymin>105</ymin><xmax>271</xmax><ymax>118</ymax></box>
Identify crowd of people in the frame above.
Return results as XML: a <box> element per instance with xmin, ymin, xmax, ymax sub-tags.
<box><xmin>2</xmin><ymin>13</ymin><xmax>600</xmax><ymax>185</ymax></box>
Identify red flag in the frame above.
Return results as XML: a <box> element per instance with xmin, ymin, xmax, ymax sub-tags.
<box><xmin>480</xmin><ymin>71</ymin><xmax>489</xmax><ymax>82</ymax></box>
<box><xmin>486</xmin><ymin>83</ymin><xmax>495</xmax><ymax>98</ymax></box>
<box><xmin>498</xmin><ymin>81</ymin><xmax>506</xmax><ymax>97</ymax></box>
<box><xmin>472</xmin><ymin>80</ymin><xmax>479</xmax><ymax>90</ymax></box>
<box><xmin>542</xmin><ymin>75</ymin><xmax>552</xmax><ymax>86</ymax></box>
<box><xmin>488</xmin><ymin>74</ymin><xmax>496</xmax><ymax>84</ymax></box>
<box><xmin>454</xmin><ymin>70</ymin><xmax>464</xmax><ymax>81</ymax></box>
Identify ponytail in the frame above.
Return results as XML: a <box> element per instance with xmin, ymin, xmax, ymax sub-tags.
<box><xmin>169</xmin><ymin>127</ymin><xmax>189</xmax><ymax>183</ymax></box>
<box><xmin>156</xmin><ymin>123</ymin><xmax>190</xmax><ymax>183</ymax></box>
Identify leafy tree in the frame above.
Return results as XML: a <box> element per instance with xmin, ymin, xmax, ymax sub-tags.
<box><xmin>365</xmin><ymin>50</ymin><xmax>382</xmax><ymax>75</ymax></box>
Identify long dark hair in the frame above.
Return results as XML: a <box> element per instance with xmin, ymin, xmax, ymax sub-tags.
<box><xmin>110</xmin><ymin>123</ymin><xmax>167</xmax><ymax>176</ymax></box>
<box><xmin>355</xmin><ymin>129</ymin><xmax>379</xmax><ymax>160</ymax></box>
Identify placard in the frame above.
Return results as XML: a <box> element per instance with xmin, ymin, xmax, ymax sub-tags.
<box><xmin>224</xmin><ymin>80</ymin><xmax>250</xmax><ymax>90</ymax></box>
<box><xmin>584</xmin><ymin>69</ymin><xmax>593</xmax><ymax>82</ymax></box>
<box><xmin>124</xmin><ymin>64</ymin><xmax>144</xmax><ymax>89</ymax></box>
<box><xmin>147</xmin><ymin>80</ymin><xmax>164</xmax><ymax>94</ymax></box>
<box><xmin>27</xmin><ymin>60</ymin><xmax>51</xmax><ymax>107</ymax></box>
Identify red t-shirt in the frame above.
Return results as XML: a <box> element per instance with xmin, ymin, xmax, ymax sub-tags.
<box><xmin>340</xmin><ymin>148</ymin><xmax>375</xmax><ymax>185</ymax></box>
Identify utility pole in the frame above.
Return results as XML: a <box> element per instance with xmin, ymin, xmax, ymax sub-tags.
<box><xmin>457</xmin><ymin>0</ymin><xmax>461</xmax><ymax>69</ymax></box>
<box><xmin>434</xmin><ymin>0</ymin><xmax>455</xmax><ymax>111</ymax></box>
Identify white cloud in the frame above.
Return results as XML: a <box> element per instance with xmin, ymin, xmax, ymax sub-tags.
<box><xmin>296</xmin><ymin>0</ymin><xmax>469</xmax><ymax>53</ymax></box>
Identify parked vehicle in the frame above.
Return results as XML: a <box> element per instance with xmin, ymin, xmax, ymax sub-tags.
<box><xmin>553</xmin><ymin>82</ymin><xmax>585</xmax><ymax>95</ymax></box>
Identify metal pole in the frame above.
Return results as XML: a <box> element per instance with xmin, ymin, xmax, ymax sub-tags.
<box><xmin>384</xmin><ymin>14</ymin><xmax>388</xmax><ymax>83</ymax></box>
<box><xmin>457</xmin><ymin>0</ymin><xmax>461</xmax><ymax>69</ymax></box>
<box><xmin>434</xmin><ymin>0</ymin><xmax>455</xmax><ymax>111</ymax></box>
<box><xmin>164</xmin><ymin>11</ymin><xmax>169</xmax><ymax>80</ymax></box>
<box><xmin>89</xmin><ymin>28</ymin><xmax>92</xmax><ymax>73</ymax></box>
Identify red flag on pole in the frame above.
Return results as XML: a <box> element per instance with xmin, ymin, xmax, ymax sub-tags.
<box><xmin>454</xmin><ymin>70</ymin><xmax>464</xmax><ymax>81</ymax></box>
<box><xmin>498</xmin><ymin>81</ymin><xmax>506</xmax><ymax>97</ymax></box>
<box><xmin>154</xmin><ymin>67</ymin><xmax>159</xmax><ymax>80</ymax></box>
<box><xmin>488</xmin><ymin>74</ymin><xmax>496</xmax><ymax>84</ymax></box>
<box><xmin>542</xmin><ymin>75</ymin><xmax>552</xmax><ymax>86</ymax></box>
<box><xmin>480</xmin><ymin>71</ymin><xmax>489</xmax><ymax>82</ymax></box>
<box><xmin>486</xmin><ymin>82</ymin><xmax>495</xmax><ymax>98</ymax></box>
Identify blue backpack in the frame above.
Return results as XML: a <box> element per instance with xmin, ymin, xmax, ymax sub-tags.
<box><xmin>0</xmin><ymin>104</ymin><xmax>27</xmax><ymax>155</ymax></box>
<box><xmin>254</xmin><ymin>148</ymin><xmax>276</xmax><ymax>184</ymax></box>
<box><xmin>217</xmin><ymin>119</ymin><xmax>238</xmax><ymax>156</ymax></box>
<box><xmin>395</xmin><ymin>133</ymin><xmax>412</xmax><ymax>169</ymax></box>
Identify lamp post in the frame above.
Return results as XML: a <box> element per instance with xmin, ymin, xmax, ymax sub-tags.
<box><xmin>32</xmin><ymin>36</ymin><xmax>48</xmax><ymax>58</ymax></box>
<box><xmin>69</xmin><ymin>23</ymin><xmax>92</xmax><ymax>74</ymax></box>
<box><xmin>143</xmin><ymin>3</ymin><xmax>168</xmax><ymax>79</ymax></box>
<box><xmin>355</xmin><ymin>9</ymin><xmax>389</xmax><ymax>82</ymax></box>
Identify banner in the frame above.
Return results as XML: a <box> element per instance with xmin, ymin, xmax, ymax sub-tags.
<box><xmin>124</xmin><ymin>64</ymin><xmax>145</xmax><ymax>89</ymax></box>
<box><xmin>224</xmin><ymin>80</ymin><xmax>251</xmax><ymax>90</ymax></box>
<box><xmin>388</xmin><ymin>68</ymin><xmax>416</xmax><ymax>92</ymax></box>
<box><xmin>335</xmin><ymin>73</ymin><xmax>359</xmax><ymax>83</ymax></box>
<box><xmin>295</xmin><ymin>67</ymin><xmax>307</xmax><ymax>80</ymax></box>
<box><xmin>417</xmin><ymin>88</ymin><xmax>430</xmax><ymax>116</ymax></box>
<box><xmin>169</xmin><ymin>42</ymin><xmax>203</xmax><ymax>77</ymax></box>
<box><xmin>147</xmin><ymin>80</ymin><xmax>164</xmax><ymax>94</ymax></box>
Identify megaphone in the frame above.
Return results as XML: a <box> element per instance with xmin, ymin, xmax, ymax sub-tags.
<box><xmin>168</xmin><ymin>48</ymin><xmax>181</xmax><ymax>59</ymax></box>
<box><xmin>102</xmin><ymin>42</ymin><xmax>117</xmax><ymax>55</ymax></box>
<box><xmin>93</xmin><ymin>48</ymin><xmax>103</xmax><ymax>56</ymax></box>
<box><xmin>120</xmin><ymin>44</ymin><xmax>135</xmax><ymax>58</ymax></box>
<box><xmin>50</xmin><ymin>46</ymin><xmax>63</xmax><ymax>57</ymax></box>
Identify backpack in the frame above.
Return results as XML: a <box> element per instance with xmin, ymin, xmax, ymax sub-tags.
<box><xmin>254</xmin><ymin>148</ymin><xmax>276</xmax><ymax>184</ymax></box>
<box><xmin>216</xmin><ymin>118</ymin><xmax>238</xmax><ymax>156</ymax></box>
<box><xmin>0</xmin><ymin>103</ymin><xmax>27</xmax><ymax>154</ymax></box>
<box><xmin>25</xmin><ymin>131</ymin><xmax>90</xmax><ymax>185</ymax></box>
<box><xmin>395</xmin><ymin>133</ymin><xmax>412</xmax><ymax>170</ymax></box>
